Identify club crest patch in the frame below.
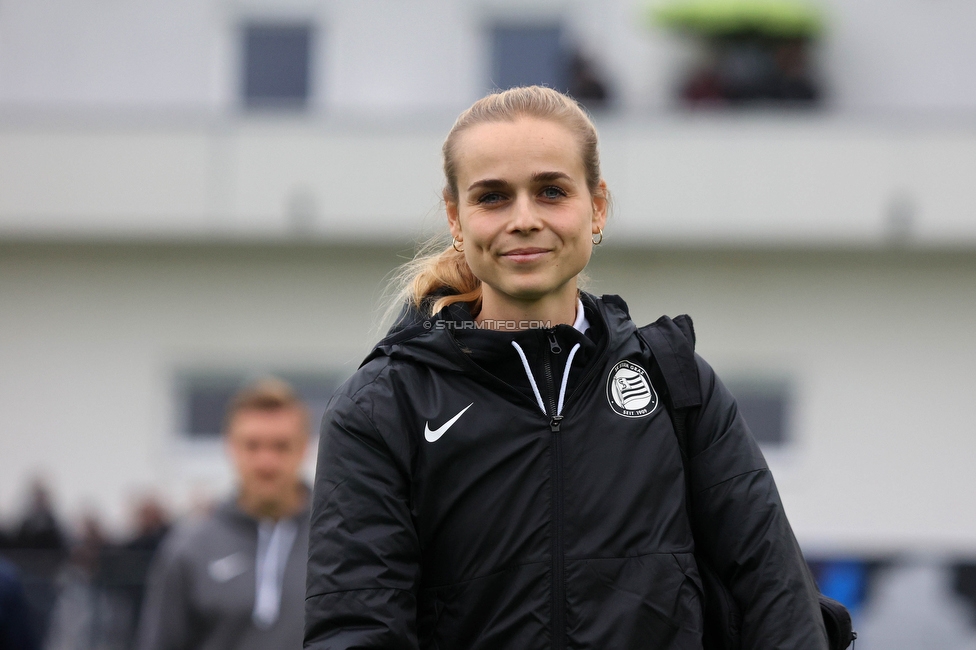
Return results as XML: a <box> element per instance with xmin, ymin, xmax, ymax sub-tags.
<box><xmin>606</xmin><ymin>360</ymin><xmax>658</xmax><ymax>418</ymax></box>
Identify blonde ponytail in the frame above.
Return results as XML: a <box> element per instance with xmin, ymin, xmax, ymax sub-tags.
<box><xmin>407</xmin><ymin>242</ymin><xmax>482</xmax><ymax>315</ymax></box>
<box><xmin>385</xmin><ymin>238</ymin><xmax>481</xmax><ymax>322</ymax></box>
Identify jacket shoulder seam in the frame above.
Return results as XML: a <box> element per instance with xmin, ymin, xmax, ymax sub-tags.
<box><xmin>332</xmin><ymin>391</ymin><xmax>392</xmax><ymax>455</ymax></box>
<box><xmin>347</xmin><ymin>351</ymin><xmax>426</xmax><ymax>404</ymax></box>
<box><xmin>306</xmin><ymin>586</ymin><xmax>414</xmax><ymax>600</ymax></box>
<box><xmin>693</xmin><ymin>467</ymin><xmax>768</xmax><ymax>494</ymax></box>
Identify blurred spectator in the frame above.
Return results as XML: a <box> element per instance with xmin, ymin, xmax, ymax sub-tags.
<box><xmin>44</xmin><ymin>514</ymin><xmax>129</xmax><ymax>650</ymax></box>
<box><xmin>772</xmin><ymin>38</ymin><xmax>818</xmax><ymax>101</ymax></box>
<box><xmin>653</xmin><ymin>1</ymin><xmax>823</xmax><ymax>108</ymax></box>
<box><xmin>14</xmin><ymin>481</ymin><xmax>67</xmax><ymax>552</ymax></box>
<box><xmin>0</xmin><ymin>555</ymin><xmax>40</xmax><ymax>650</ymax></box>
<box><xmin>680</xmin><ymin>35</ymin><xmax>819</xmax><ymax>107</ymax></box>
<box><xmin>4</xmin><ymin>481</ymin><xmax>67</xmax><ymax>645</ymax></box>
<box><xmin>99</xmin><ymin>496</ymin><xmax>172</xmax><ymax>648</ymax></box>
<box><xmin>126</xmin><ymin>498</ymin><xmax>170</xmax><ymax>554</ymax></box>
<box><xmin>568</xmin><ymin>52</ymin><xmax>610</xmax><ymax>109</ymax></box>
<box><xmin>135</xmin><ymin>378</ymin><xmax>311</xmax><ymax>650</ymax></box>
<box><xmin>682</xmin><ymin>66</ymin><xmax>724</xmax><ymax>105</ymax></box>
<box><xmin>3</xmin><ymin>493</ymin><xmax>173</xmax><ymax>650</ymax></box>
<box><xmin>954</xmin><ymin>562</ymin><xmax>976</xmax><ymax>627</ymax></box>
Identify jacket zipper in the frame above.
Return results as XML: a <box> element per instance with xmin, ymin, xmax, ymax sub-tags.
<box><xmin>544</xmin><ymin>330</ymin><xmax>566</xmax><ymax>650</ymax></box>
<box><xmin>545</xmin><ymin>331</ymin><xmax>561</xmax><ymax>425</ymax></box>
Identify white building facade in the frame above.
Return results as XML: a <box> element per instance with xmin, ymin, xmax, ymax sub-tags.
<box><xmin>1</xmin><ymin>0</ymin><xmax>975</xmax><ymax>564</ymax></box>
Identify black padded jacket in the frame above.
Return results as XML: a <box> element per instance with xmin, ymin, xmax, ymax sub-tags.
<box><xmin>305</xmin><ymin>293</ymin><xmax>828</xmax><ymax>650</ymax></box>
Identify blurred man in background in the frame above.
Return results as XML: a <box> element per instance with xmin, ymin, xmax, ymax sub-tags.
<box><xmin>136</xmin><ymin>378</ymin><xmax>311</xmax><ymax>650</ymax></box>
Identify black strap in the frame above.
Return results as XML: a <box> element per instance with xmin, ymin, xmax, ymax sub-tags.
<box><xmin>638</xmin><ymin>315</ymin><xmax>701</xmax><ymax>411</ymax></box>
<box><xmin>637</xmin><ymin>314</ymin><xmax>701</xmax><ymax>463</ymax></box>
<box><xmin>639</xmin><ymin>314</ymin><xmax>855</xmax><ymax>650</ymax></box>
<box><xmin>639</xmin><ymin>316</ymin><xmax>741</xmax><ymax>650</ymax></box>
<box><xmin>636</xmin><ymin>314</ymin><xmax>700</xmax><ymax>470</ymax></box>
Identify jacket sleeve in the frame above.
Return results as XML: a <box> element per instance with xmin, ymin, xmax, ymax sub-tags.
<box><xmin>134</xmin><ymin>532</ymin><xmax>192</xmax><ymax>650</ymax></box>
<box><xmin>305</xmin><ymin>390</ymin><xmax>421</xmax><ymax>650</ymax></box>
<box><xmin>687</xmin><ymin>355</ymin><xmax>828</xmax><ymax>650</ymax></box>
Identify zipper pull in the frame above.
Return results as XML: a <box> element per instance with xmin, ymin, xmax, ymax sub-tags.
<box><xmin>549</xmin><ymin>415</ymin><xmax>563</xmax><ymax>432</ymax></box>
<box><xmin>548</xmin><ymin>331</ymin><xmax>562</xmax><ymax>354</ymax></box>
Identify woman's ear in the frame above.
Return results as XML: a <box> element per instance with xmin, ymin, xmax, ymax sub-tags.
<box><xmin>591</xmin><ymin>180</ymin><xmax>609</xmax><ymax>233</ymax></box>
<box><xmin>445</xmin><ymin>192</ymin><xmax>462</xmax><ymax>240</ymax></box>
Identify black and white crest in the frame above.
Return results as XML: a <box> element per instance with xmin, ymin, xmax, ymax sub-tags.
<box><xmin>606</xmin><ymin>360</ymin><xmax>658</xmax><ymax>418</ymax></box>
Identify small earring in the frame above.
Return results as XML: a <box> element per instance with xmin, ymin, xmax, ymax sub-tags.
<box><xmin>452</xmin><ymin>236</ymin><xmax>464</xmax><ymax>253</ymax></box>
<box><xmin>592</xmin><ymin>228</ymin><xmax>604</xmax><ymax>246</ymax></box>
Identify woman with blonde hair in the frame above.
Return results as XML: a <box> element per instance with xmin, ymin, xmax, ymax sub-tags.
<box><xmin>305</xmin><ymin>86</ymin><xmax>828</xmax><ymax>650</ymax></box>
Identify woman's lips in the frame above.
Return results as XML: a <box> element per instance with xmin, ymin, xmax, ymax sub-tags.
<box><xmin>502</xmin><ymin>248</ymin><xmax>550</xmax><ymax>263</ymax></box>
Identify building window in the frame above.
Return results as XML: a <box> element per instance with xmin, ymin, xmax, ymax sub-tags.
<box><xmin>490</xmin><ymin>24</ymin><xmax>568</xmax><ymax>92</ymax></box>
<box><xmin>242</xmin><ymin>22</ymin><xmax>313</xmax><ymax>109</ymax></box>
<box><xmin>725</xmin><ymin>379</ymin><xmax>791</xmax><ymax>446</ymax></box>
<box><xmin>489</xmin><ymin>24</ymin><xmax>611</xmax><ymax>108</ymax></box>
<box><xmin>177</xmin><ymin>370</ymin><xmax>339</xmax><ymax>438</ymax></box>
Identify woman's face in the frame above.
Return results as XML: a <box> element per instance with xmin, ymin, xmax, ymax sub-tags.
<box><xmin>446</xmin><ymin>117</ymin><xmax>607</xmax><ymax>316</ymax></box>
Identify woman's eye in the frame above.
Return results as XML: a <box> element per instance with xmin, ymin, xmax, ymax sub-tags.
<box><xmin>541</xmin><ymin>186</ymin><xmax>567</xmax><ymax>200</ymax></box>
<box><xmin>477</xmin><ymin>192</ymin><xmax>506</xmax><ymax>205</ymax></box>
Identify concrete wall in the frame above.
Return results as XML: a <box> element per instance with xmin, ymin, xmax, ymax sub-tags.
<box><xmin>2</xmin><ymin>242</ymin><xmax>974</xmax><ymax>554</ymax></box>
<box><xmin>3</xmin><ymin>117</ymin><xmax>975</xmax><ymax>246</ymax></box>
<box><xmin>2</xmin><ymin>0</ymin><xmax>975</xmax><ymax>561</ymax></box>
<box><xmin>589</xmin><ymin>248</ymin><xmax>976</xmax><ymax>554</ymax></box>
<box><xmin>0</xmin><ymin>243</ymin><xmax>399</xmax><ymax>533</ymax></box>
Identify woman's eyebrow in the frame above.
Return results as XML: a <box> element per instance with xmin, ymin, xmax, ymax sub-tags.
<box><xmin>532</xmin><ymin>171</ymin><xmax>572</xmax><ymax>183</ymax></box>
<box><xmin>467</xmin><ymin>178</ymin><xmax>508</xmax><ymax>192</ymax></box>
<box><xmin>467</xmin><ymin>171</ymin><xmax>572</xmax><ymax>192</ymax></box>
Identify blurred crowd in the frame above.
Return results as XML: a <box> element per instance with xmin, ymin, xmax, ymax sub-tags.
<box><xmin>0</xmin><ymin>480</ymin><xmax>174</xmax><ymax>650</ymax></box>
<box><xmin>7</xmin><ymin>481</ymin><xmax>976</xmax><ymax>649</ymax></box>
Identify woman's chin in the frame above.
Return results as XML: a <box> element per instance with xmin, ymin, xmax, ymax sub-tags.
<box><xmin>486</xmin><ymin>280</ymin><xmax>575</xmax><ymax>306</ymax></box>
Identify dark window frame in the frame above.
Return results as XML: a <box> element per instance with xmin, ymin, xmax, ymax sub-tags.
<box><xmin>241</xmin><ymin>21</ymin><xmax>315</xmax><ymax>109</ymax></box>
<box><xmin>723</xmin><ymin>377</ymin><xmax>792</xmax><ymax>447</ymax></box>
<box><xmin>174</xmin><ymin>369</ymin><xmax>341</xmax><ymax>439</ymax></box>
<box><xmin>489</xmin><ymin>22</ymin><xmax>570</xmax><ymax>92</ymax></box>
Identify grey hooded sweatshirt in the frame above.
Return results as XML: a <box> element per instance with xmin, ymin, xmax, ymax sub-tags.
<box><xmin>136</xmin><ymin>496</ymin><xmax>310</xmax><ymax>650</ymax></box>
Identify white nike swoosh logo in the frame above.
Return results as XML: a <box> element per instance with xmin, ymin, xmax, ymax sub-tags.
<box><xmin>424</xmin><ymin>403</ymin><xmax>473</xmax><ymax>442</ymax></box>
<box><xmin>208</xmin><ymin>552</ymin><xmax>248</xmax><ymax>583</ymax></box>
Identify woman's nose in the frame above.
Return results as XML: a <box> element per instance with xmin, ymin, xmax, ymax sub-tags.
<box><xmin>509</xmin><ymin>194</ymin><xmax>541</xmax><ymax>232</ymax></box>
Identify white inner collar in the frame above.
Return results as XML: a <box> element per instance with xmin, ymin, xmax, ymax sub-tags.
<box><xmin>572</xmin><ymin>298</ymin><xmax>590</xmax><ymax>334</ymax></box>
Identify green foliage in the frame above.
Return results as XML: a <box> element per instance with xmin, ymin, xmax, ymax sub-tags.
<box><xmin>651</xmin><ymin>0</ymin><xmax>825</xmax><ymax>38</ymax></box>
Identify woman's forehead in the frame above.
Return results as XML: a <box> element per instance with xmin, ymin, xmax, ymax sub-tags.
<box><xmin>453</xmin><ymin>117</ymin><xmax>585</xmax><ymax>182</ymax></box>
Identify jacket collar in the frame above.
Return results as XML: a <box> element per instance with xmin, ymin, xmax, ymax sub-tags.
<box><xmin>364</xmin><ymin>293</ymin><xmax>638</xmax><ymax>411</ymax></box>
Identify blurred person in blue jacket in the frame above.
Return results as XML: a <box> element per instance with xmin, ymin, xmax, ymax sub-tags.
<box><xmin>0</xmin><ymin>555</ymin><xmax>39</xmax><ymax>650</ymax></box>
<box><xmin>135</xmin><ymin>378</ymin><xmax>311</xmax><ymax>650</ymax></box>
